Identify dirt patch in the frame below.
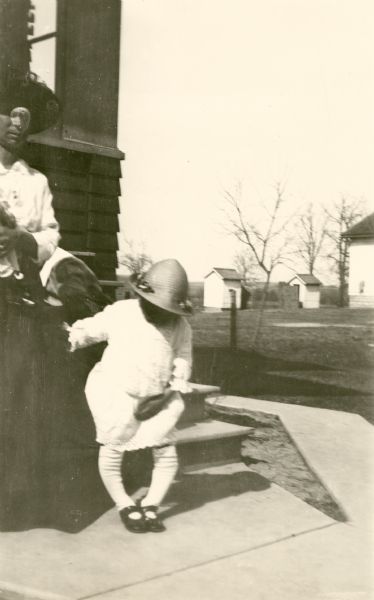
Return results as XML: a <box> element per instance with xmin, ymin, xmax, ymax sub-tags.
<box><xmin>207</xmin><ymin>403</ymin><xmax>347</xmax><ymax>522</ymax></box>
<box><xmin>190</xmin><ymin>309</ymin><xmax>373</xmax><ymax>522</ymax></box>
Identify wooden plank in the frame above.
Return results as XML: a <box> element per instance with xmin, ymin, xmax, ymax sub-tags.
<box><xmin>55</xmin><ymin>210</ymin><xmax>87</xmax><ymax>232</ymax></box>
<box><xmin>99</xmin><ymin>280</ymin><xmax>124</xmax><ymax>287</ymax></box>
<box><xmin>93</xmin><ymin>251</ymin><xmax>118</xmax><ymax>269</ymax></box>
<box><xmin>94</xmin><ymin>266</ymin><xmax>116</xmax><ymax>280</ymax></box>
<box><xmin>25</xmin><ymin>144</ymin><xmax>91</xmax><ymax>174</ymax></box>
<box><xmin>88</xmin><ymin>174</ymin><xmax>120</xmax><ymax>197</ymax></box>
<box><xmin>87</xmin><ymin>231</ymin><xmax>118</xmax><ymax>251</ymax></box>
<box><xmin>88</xmin><ymin>194</ymin><xmax>120</xmax><ymax>214</ymax></box>
<box><xmin>87</xmin><ymin>212</ymin><xmax>119</xmax><ymax>233</ymax></box>
<box><xmin>60</xmin><ymin>232</ymin><xmax>87</xmax><ymax>251</ymax></box>
<box><xmin>71</xmin><ymin>251</ymin><xmax>96</xmax><ymax>257</ymax></box>
<box><xmin>52</xmin><ymin>191</ymin><xmax>88</xmax><ymax>212</ymax></box>
<box><xmin>47</xmin><ymin>171</ymin><xmax>88</xmax><ymax>193</ymax></box>
<box><xmin>89</xmin><ymin>155</ymin><xmax>122</xmax><ymax>178</ymax></box>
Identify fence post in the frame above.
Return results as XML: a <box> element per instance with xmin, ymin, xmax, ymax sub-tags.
<box><xmin>229</xmin><ymin>289</ymin><xmax>237</xmax><ymax>349</ymax></box>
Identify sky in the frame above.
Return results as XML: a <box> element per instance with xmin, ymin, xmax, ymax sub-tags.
<box><xmin>117</xmin><ymin>0</ymin><xmax>374</xmax><ymax>282</ymax></box>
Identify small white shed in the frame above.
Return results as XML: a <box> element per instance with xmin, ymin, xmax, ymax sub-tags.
<box><xmin>204</xmin><ymin>268</ymin><xmax>242</xmax><ymax>310</ymax></box>
<box><xmin>343</xmin><ymin>213</ymin><xmax>374</xmax><ymax>308</ymax></box>
<box><xmin>288</xmin><ymin>274</ymin><xmax>322</xmax><ymax>308</ymax></box>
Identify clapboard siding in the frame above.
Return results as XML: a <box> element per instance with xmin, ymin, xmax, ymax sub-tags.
<box><xmin>24</xmin><ymin>142</ymin><xmax>122</xmax><ymax>281</ymax></box>
<box><xmin>59</xmin><ymin>232</ymin><xmax>88</xmax><ymax>251</ymax></box>
<box><xmin>88</xmin><ymin>212</ymin><xmax>119</xmax><ymax>232</ymax></box>
<box><xmin>90</xmin><ymin>155</ymin><xmax>122</xmax><ymax>178</ymax></box>
<box><xmin>55</xmin><ymin>210</ymin><xmax>87</xmax><ymax>232</ymax></box>
<box><xmin>53</xmin><ymin>191</ymin><xmax>88</xmax><ymax>212</ymax></box>
<box><xmin>93</xmin><ymin>252</ymin><xmax>118</xmax><ymax>269</ymax></box>
<box><xmin>48</xmin><ymin>170</ymin><xmax>88</xmax><ymax>193</ymax></box>
<box><xmin>87</xmin><ymin>231</ymin><xmax>118</xmax><ymax>251</ymax></box>
<box><xmin>88</xmin><ymin>174</ymin><xmax>120</xmax><ymax>197</ymax></box>
<box><xmin>88</xmin><ymin>195</ymin><xmax>120</xmax><ymax>214</ymax></box>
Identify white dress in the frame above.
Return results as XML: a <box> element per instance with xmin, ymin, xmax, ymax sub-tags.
<box><xmin>69</xmin><ymin>300</ymin><xmax>193</xmax><ymax>451</ymax></box>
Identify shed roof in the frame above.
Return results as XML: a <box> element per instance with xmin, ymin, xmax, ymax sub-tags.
<box><xmin>206</xmin><ymin>268</ymin><xmax>242</xmax><ymax>280</ymax></box>
<box><xmin>342</xmin><ymin>213</ymin><xmax>374</xmax><ymax>239</ymax></box>
<box><xmin>289</xmin><ymin>273</ymin><xmax>322</xmax><ymax>286</ymax></box>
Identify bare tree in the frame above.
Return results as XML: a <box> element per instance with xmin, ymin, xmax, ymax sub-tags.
<box><xmin>118</xmin><ymin>239</ymin><xmax>153</xmax><ymax>275</ymax></box>
<box><xmin>233</xmin><ymin>249</ymin><xmax>261</xmax><ymax>283</ymax></box>
<box><xmin>224</xmin><ymin>181</ymin><xmax>295</xmax><ymax>347</ymax></box>
<box><xmin>294</xmin><ymin>203</ymin><xmax>329</xmax><ymax>274</ymax></box>
<box><xmin>324</xmin><ymin>197</ymin><xmax>366</xmax><ymax>307</ymax></box>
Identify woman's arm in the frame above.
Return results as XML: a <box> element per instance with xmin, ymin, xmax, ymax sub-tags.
<box><xmin>32</xmin><ymin>178</ymin><xmax>60</xmax><ymax>265</ymax></box>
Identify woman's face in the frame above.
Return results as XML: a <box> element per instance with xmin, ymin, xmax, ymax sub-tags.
<box><xmin>0</xmin><ymin>106</ymin><xmax>31</xmax><ymax>152</ymax></box>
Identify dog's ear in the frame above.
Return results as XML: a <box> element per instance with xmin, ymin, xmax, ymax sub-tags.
<box><xmin>53</xmin><ymin>257</ymin><xmax>112</xmax><ymax>322</ymax></box>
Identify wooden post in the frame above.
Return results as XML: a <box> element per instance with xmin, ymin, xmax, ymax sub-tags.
<box><xmin>229</xmin><ymin>289</ymin><xmax>237</xmax><ymax>349</ymax></box>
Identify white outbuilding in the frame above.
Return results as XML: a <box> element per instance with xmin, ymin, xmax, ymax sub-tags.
<box><xmin>343</xmin><ymin>213</ymin><xmax>374</xmax><ymax>308</ymax></box>
<box><xmin>288</xmin><ymin>274</ymin><xmax>322</xmax><ymax>308</ymax></box>
<box><xmin>203</xmin><ymin>268</ymin><xmax>242</xmax><ymax>310</ymax></box>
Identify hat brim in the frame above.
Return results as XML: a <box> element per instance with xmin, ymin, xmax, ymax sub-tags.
<box><xmin>129</xmin><ymin>274</ymin><xmax>190</xmax><ymax>316</ymax></box>
<box><xmin>2</xmin><ymin>77</ymin><xmax>60</xmax><ymax>134</ymax></box>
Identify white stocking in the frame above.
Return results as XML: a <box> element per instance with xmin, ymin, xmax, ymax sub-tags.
<box><xmin>141</xmin><ymin>444</ymin><xmax>178</xmax><ymax>508</ymax></box>
<box><xmin>98</xmin><ymin>445</ymin><xmax>135</xmax><ymax>511</ymax></box>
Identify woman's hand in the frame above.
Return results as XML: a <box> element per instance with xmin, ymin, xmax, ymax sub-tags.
<box><xmin>0</xmin><ymin>224</ymin><xmax>19</xmax><ymax>257</ymax></box>
<box><xmin>0</xmin><ymin>225</ymin><xmax>38</xmax><ymax>258</ymax></box>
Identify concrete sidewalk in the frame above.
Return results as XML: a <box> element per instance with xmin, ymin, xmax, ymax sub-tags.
<box><xmin>0</xmin><ymin>397</ymin><xmax>373</xmax><ymax>600</ymax></box>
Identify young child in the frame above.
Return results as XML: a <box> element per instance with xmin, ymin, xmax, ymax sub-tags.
<box><xmin>68</xmin><ymin>259</ymin><xmax>193</xmax><ymax>533</ymax></box>
<box><xmin>0</xmin><ymin>202</ymin><xmax>44</xmax><ymax>305</ymax></box>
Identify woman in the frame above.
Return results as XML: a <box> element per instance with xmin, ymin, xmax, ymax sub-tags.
<box><xmin>0</xmin><ymin>71</ymin><xmax>62</xmax><ymax>527</ymax></box>
<box><xmin>0</xmin><ymin>71</ymin><xmax>123</xmax><ymax>532</ymax></box>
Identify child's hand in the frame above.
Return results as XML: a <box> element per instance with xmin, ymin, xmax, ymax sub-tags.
<box><xmin>169</xmin><ymin>377</ymin><xmax>192</xmax><ymax>394</ymax></box>
<box><xmin>172</xmin><ymin>358</ymin><xmax>190</xmax><ymax>380</ymax></box>
<box><xmin>170</xmin><ymin>358</ymin><xmax>192</xmax><ymax>393</ymax></box>
<box><xmin>61</xmin><ymin>322</ymin><xmax>79</xmax><ymax>352</ymax></box>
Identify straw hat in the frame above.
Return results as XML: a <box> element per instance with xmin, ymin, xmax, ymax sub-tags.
<box><xmin>0</xmin><ymin>70</ymin><xmax>60</xmax><ymax>134</ymax></box>
<box><xmin>129</xmin><ymin>259</ymin><xmax>192</xmax><ymax>316</ymax></box>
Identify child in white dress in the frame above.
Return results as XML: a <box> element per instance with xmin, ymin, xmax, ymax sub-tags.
<box><xmin>68</xmin><ymin>259</ymin><xmax>193</xmax><ymax>533</ymax></box>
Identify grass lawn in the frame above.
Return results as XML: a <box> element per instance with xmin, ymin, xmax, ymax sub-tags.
<box><xmin>190</xmin><ymin>308</ymin><xmax>374</xmax><ymax>520</ymax></box>
<box><xmin>191</xmin><ymin>307</ymin><xmax>374</xmax><ymax>423</ymax></box>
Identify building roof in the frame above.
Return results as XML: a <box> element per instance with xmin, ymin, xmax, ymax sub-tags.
<box><xmin>342</xmin><ymin>213</ymin><xmax>374</xmax><ymax>239</ymax></box>
<box><xmin>206</xmin><ymin>268</ymin><xmax>242</xmax><ymax>280</ymax></box>
<box><xmin>289</xmin><ymin>273</ymin><xmax>322</xmax><ymax>286</ymax></box>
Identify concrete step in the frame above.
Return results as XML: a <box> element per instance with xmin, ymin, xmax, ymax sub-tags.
<box><xmin>175</xmin><ymin>419</ymin><xmax>253</xmax><ymax>471</ymax></box>
<box><xmin>180</xmin><ymin>383</ymin><xmax>221</xmax><ymax>424</ymax></box>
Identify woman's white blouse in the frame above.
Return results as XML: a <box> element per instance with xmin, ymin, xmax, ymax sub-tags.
<box><xmin>69</xmin><ymin>300</ymin><xmax>193</xmax><ymax>398</ymax></box>
<box><xmin>0</xmin><ymin>159</ymin><xmax>60</xmax><ymax>264</ymax></box>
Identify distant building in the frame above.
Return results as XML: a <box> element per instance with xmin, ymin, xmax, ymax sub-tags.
<box><xmin>288</xmin><ymin>274</ymin><xmax>322</xmax><ymax>308</ymax></box>
<box><xmin>204</xmin><ymin>268</ymin><xmax>242</xmax><ymax>310</ymax></box>
<box><xmin>343</xmin><ymin>213</ymin><xmax>374</xmax><ymax>308</ymax></box>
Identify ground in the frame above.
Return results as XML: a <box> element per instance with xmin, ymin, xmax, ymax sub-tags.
<box><xmin>191</xmin><ymin>307</ymin><xmax>374</xmax><ymax>422</ymax></box>
<box><xmin>190</xmin><ymin>307</ymin><xmax>374</xmax><ymax>519</ymax></box>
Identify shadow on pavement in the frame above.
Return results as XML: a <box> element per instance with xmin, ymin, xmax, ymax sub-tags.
<box><xmin>160</xmin><ymin>469</ymin><xmax>270</xmax><ymax>521</ymax></box>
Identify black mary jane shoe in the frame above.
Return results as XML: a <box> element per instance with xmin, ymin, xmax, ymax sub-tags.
<box><xmin>119</xmin><ymin>505</ymin><xmax>147</xmax><ymax>533</ymax></box>
<box><xmin>141</xmin><ymin>505</ymin><xmax>166</xmax><ymax>533</ymax></box>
